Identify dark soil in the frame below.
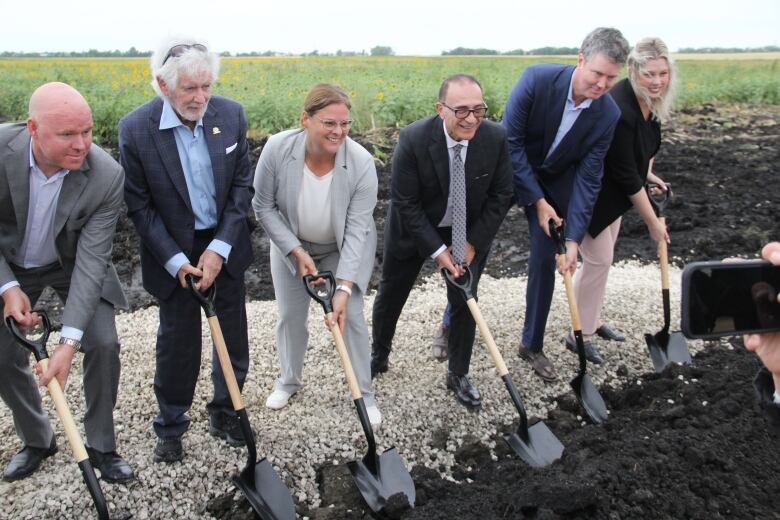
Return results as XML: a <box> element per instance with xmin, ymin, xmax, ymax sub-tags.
<box><xmin>199</xmin><ymin>104</ymin><xmax>780</xmax><ymax>519</ymax></box>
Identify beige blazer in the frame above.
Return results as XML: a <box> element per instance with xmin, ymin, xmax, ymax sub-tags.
<box><xmin>252</xmin><ymin>128</ymin><xmax>378</xmax><ymax>293</ymax></box>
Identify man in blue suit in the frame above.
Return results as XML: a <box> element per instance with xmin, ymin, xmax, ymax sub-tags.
<box><xmin>503</xmin><ymin>28</ymin><xmax>629</xmax><ymax>382</ymax></box>
<box><xmin>120</xmin><ymin>37</ymin><xmax>253</xmax><ymax>462</ymax></box>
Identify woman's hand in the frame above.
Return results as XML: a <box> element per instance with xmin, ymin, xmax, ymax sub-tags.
<box><xmin>648</xmin><ymin>217</ymin><xmax>670</xmax><ymax>244</ymax></box>
<box><xmin>291</xmin><ymin>247</ymin><xmax>317</xmax><ymax>277</ymax></box>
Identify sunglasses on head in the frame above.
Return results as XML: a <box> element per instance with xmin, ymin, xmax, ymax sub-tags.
<box><xmin>162</xmin><ymin>43</ymin><xmax>208</xmax><ymax>65</ymax></box>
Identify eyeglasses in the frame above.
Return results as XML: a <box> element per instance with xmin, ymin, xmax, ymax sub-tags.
<box><xmin>440</xmin><ymin>102</ymin><xmax>488</xmax><ymax>119</ymax></box>
<box><xmin>315</xmin><ymin>117</ymin><xmax>353</xmax><ymax>131</ymax></box>
<box><xmin>162</xmin><ymin>43</ymin><xmax>208</xmax><ymax>65</ymax></box>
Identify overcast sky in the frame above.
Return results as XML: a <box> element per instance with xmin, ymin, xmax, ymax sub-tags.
<box><xmin>2</xmin><ymin>0</ymin><xmax>778</xmax><ymax>55</ymax></box>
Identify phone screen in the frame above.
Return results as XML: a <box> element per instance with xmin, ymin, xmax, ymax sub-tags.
<box><xmin>681</xmin><ymin>260</ymin><xmax>780</xmax><ymax>339</ymax></box>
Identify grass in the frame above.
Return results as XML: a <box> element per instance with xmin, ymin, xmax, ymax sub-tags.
<box><xmin>1</xmin><ymin>55</ymin><xmax>778</xmax><ymax>144</ymax></box>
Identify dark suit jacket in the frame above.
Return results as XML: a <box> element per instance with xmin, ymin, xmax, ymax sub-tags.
<box><xmin>385</xmin><ymin>115</ymin><xmax>513</xmax><ymax>260</ymax></box>
<box><xmin>589</xmin><ymin>79</ymin><xmax>661</xmax><ymax>237</ymax></box>
<box><xmin>502</xmin><ymin>63</ymin><xmax>620</xmax><ymax>242</ymax></box>
<box><xmin>119</xmin><ymin>96</ymin><xmax>253</xmax><ymax>300</ymax></box>
<box><xmin>0</xmin><ymin>123</ymin><xmax>127</xmax><ymax>331</ymax></box>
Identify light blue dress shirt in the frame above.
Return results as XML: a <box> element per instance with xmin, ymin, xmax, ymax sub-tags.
<box><xmin>159</xmin><ymin>99</ymin><xmax>232</xmax><ymax>277</ymax></box>
<box><xmin>546</xmin><ymin>72</ymin><xmax>594</xmax><ymax>159</ymax></box>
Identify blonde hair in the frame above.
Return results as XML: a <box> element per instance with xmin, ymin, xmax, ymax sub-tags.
<box><xmin>628</xmin><ymin>37</ymin><xmax>677</xmax><ymax>123</ymax></box>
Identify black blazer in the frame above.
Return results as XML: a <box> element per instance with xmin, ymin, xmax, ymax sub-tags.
<box><xmin>754</xmin><ymin>368</ymin><xmax>780</xmax><ymax>442</ymax></box>
<box><xmin>120</xmin><ymin>96</ymin><xmax>254</xmax><ymax>300</ymax></box>
<box><xmin>385</xmin><ymin>115</ymin><xmax>514</xmax><ymax>260</ymax></box>
<box><xmin>588</xmin><ymin>79</ymin><xmax>661</xmax><ymax>238</ymax></box>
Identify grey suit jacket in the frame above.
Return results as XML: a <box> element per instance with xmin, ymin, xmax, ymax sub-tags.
<box><xmin>0</xmin><ymin>123</ymin><xmax>127</xmax><ymax>331</ymax></box>
<box><xmin>252</xmin><ymin>128</ymin><xmax>378</xmax><ymax>293</ymax></box>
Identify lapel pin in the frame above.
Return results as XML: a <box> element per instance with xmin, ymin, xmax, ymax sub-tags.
<box><xmin>212</xmin><ymin>127</ymin><xmax>221</xmax><ymax>135</ymax></box>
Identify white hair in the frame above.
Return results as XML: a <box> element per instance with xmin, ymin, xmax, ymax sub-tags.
<box><xmin>149</xmin><ymin>35</ymin><xmax>220</xmax><ymax>96</ymax></box>
<box><xmin>628</xmin><ymin>37</ymin><xmax>678</xmax><ymax>123</ymax></box>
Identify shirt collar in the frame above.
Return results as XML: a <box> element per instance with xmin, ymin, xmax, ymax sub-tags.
<box><xmin>160</xmin><ymin>98</ymin><xmax>203</xmax><ymax>131</ymax></box>
<box><xmin>567</xmin><ymin>72</ymin><xmax>593</xmax><ymax>111</ymax></box>
<box><xmin>442</xmin><ymin>120</ymin><xmax>469</xmax><ymax>150</ymax></box>
<box><xmin>28</xmin><ymin>139</ymin><xmax>70</xmax><ymax>179</ymax></box>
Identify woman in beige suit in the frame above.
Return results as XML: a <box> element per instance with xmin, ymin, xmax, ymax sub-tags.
<box><xmin>252</xmin><ymin>84</ymin><xmax>381</xmax><ymax>426</ymax></box>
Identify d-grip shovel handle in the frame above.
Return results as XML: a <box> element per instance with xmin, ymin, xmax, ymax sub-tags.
<box><xmin>5</xmin><ymin>311</ymin><xmax>52</xmax><ymax>361</ymax></box>
<box><xmin>185</xmin><ymin>275</ymin><xmax>246</xmax><ymax>413</ymax></box>
<box><xmin>441</xmin><ymin>265</ymin><xmax>474</xmax><ymax>300</ymax></box>
<box><xmin>646</xmin><ymin>182</ymin><xmax>673</xmax><ymax>217</ymax></box>
<box><xmin>303</xmin><ymin>272</ymin><xmax>336</xmax><ymax>315</ymax></box>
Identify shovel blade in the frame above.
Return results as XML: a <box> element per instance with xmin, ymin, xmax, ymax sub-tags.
<box><xmin>347</xmin><ymin>447</ymin><xmax>415</xmax><ymax>513</ymax></box>
<box><xmin>234</xmin><ymin>458</ymin><xmax>296</xmax><ymax>520</ymax></box>
<box><xmin>645</xmin><ymin>331</ymin><xmax>691</xmax><ymax>373</ymax></box>
<box><xmin>571</xmin><ymin>373</ymin><xmax>608</xmax><ymax>424</ymax></box>
<box><xmin>504</xmin><ymin>421</ymin><xmax>564</xmax><ymax>467</ymax></box>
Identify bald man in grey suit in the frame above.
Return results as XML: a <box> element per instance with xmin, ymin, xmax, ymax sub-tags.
<box><xmin>0</xmin><ymin>82</ymin><xmax>133</xmax><ymax>483</ymax></box>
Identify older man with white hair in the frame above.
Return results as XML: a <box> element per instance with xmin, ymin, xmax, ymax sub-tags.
<box><xmin>120</xmin><ymin>37</ymin><xmax>254</xmax><ymax>463</ymax></box>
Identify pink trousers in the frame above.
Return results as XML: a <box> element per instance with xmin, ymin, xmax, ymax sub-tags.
<box><xmin>573</xmin><ymin>217</ymin><xmax>622</xmax><ymax>336</ymax></box>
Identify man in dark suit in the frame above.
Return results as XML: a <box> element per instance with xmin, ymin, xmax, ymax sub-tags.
<box><xmin>0</xmin><ymin>82</ymin><xmax>133</xmax><ymax>482</ymax></box>
<box><xmin>502</xmin><ymin>28</ymin><xmax>629</xmax><ymax>382</ymax></box>
<box><xmin>371</xmin><ymin>74</ymin><xmax>514</xmax><ymax>408</ymax></box>
<box><xmin>120</xmin><ymin>38</ymin><xmax>253</xmax><ymax>462</ymax></box>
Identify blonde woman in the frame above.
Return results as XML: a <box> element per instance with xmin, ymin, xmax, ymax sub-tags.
<box><xmin>571</xmin><ymin>37</ymin><xmax>677</xmax><ymax>361</ymax></box>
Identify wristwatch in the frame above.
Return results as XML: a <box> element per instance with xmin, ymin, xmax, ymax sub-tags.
<box><xmin>59</xmin><ymin>337</ymin><xmax>83</xmax><ymax>353</ymax></box>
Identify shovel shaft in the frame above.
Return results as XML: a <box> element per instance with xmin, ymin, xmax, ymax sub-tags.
<box><xmin>658</xmin><ymin>217</ymin><xmax>670</xmax><ymax>290</ymax></box>
<box><xmin>207</xmin><ymin>316</ymin><xmax>245</xmax><ymax>411</ymax></box>
<box><xmin>466</xmin><ymin>299</ymin><xmax>509</xmax><ymax>377</ymax></box>
<box><xmin>329</xmin><ymin>319</ymin><xmax>363</xmax><ymax>400</ymax></box>
<box><xmin>38</xmin><ymin>359</ymin><xmax>88</xmax><ymax>463</ymax></box>
<box><xmin>557</xmin><ymin>261</ymin><xmax>582</xmax><ymax>331</ymax></box>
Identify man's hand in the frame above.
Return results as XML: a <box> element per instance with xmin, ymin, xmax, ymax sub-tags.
<box><xmin>436</xmin><ymin>248</ymin><xmax>465</xmax><ymax>278</ymax></box>
<box><xmin>37</xmin><ymin>344</ymin><xmax>75</xmax><ymax>390</ymax></box>
<box><xmin>464</xmin><ymin>242</ymin><xmax>476</xmax><ymax>266</ymax></box>
<box><xmin>177</xmin><ymin>263</ymin><xmax>204</xmax><ymax>289</ymax></box>
<box><xmin>557</xmin><ymin>240</ymin><xmax>579</xmax><ymax>275</ymax></box>
<box><xmin>1</xmin><ymin>287</ymin><xmax>40</xmax><ymax>329</ymax></box>
<box><xmin>196</xmin><ymin>250</ymin><xmax>224</xmax><ymax>291</ymax></box>
<box><xmin>744</xmin><ymin>241</ymin><xmax>780</xmax><ymax>391</ymax></box>
<box><xmin>535</xmin><ymin>198</ymin><xmax>561</xmax><ymax>237</ymax></box>
<box><xmin>291</xmin><ymin>247</ymin><xmax>318</xmax><ymax>278</ymax></box>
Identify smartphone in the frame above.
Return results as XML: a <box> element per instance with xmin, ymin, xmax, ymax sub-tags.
<box><xmin>681</xmin><ymin>259</ymin><xmax>780</xmax><ymax>339</ymax></box>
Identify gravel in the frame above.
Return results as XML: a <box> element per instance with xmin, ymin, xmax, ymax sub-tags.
<box><xmin>0</xmin><ymin>261</ymin><xmax>703</xmax><ymax>519</ymax></box>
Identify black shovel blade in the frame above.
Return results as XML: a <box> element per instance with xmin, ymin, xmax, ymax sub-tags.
<box><xmin>667</xmin><ymin>331</ymin><xmax>692</xmax><ymax>365</ymax></box>
<box><xmin>78</xmin><ymin>459</ymin><xmax>110</xmax><ymax>520</ymax></box>
<box><xmin>504</xmin><ymin>421</ymin><xmax>564</xmax><ymax>467</ymax></box>
<box><xmin>571</xmin><ymin>373</ymin><xmax>608</xmax><ymax>424</ymax></box>
<box><xmin>347</xmin><ymin>447</ymin><xmax>415</xmax><ymax>513</ymax></box>
<box><xmin>645</xmin><ymin>331</ymin><xmax>691</xmax><ymax>373</ymax></box>
<box><xmin>233</xmin><ymin>458</ymin><xmax>296</xmax><ymax>520</ymax></box>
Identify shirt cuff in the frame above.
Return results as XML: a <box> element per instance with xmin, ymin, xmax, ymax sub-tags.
<box><xmin>0</xmin><ymin>281</ymin><xmax>20</xmax><ymax>296</ymax></box>
<box><xmin>774</xmin><ymin>391</ymin><xmax>780</xmax><ymax>404</ymax></box>
<box><xmin>164</xmin><ymin>252</ymin><xmax>188</xmax><ymax>278</ymax></box>
<box><xmin>430</xmin><ymin>244</ymin><xmax>447</xmax><ymax>260</ymax></box>
<box><xmin>207</xmin><ymin>239</ymin><xmax>232</xmax><ymax>262</ymax></box>
<box><xmin>60</xmin><ymin>326</ymin><xmax>84</xmax><ymax>342</ymax></box>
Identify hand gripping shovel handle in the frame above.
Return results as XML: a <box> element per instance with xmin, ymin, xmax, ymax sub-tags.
<box><xmin>5</xmin><ymin>316</ymin><xmax>110</xmax><ymax>520</ymax></box>
<box><xmin>646</xmin><ymin>182</ymin><xmax>673</xmax><ymax>217</ymax></box>
<box><xmin>302</xmin><ymin>273</ymin><xmax>379</xmax><ymax>461</ymax></box>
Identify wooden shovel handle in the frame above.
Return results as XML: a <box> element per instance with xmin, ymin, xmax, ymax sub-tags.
<box><xmin>557</xmin><ymin>254</ymin><xmax>582</xmax><ymax>331</ymax></box>
<box><xmin>657</xmin><ymin>217</ymin><xmax>670</xmax><ymax>290</ymax></box>
<box><xmin>466</xmin><ymin>299</ymin><xmax>509</xmax><ymax>377</ymax></box>
<box><xmin>207</xmin><ymin>316</ymin><xmax>245</xmax><ymax>411</ymax></box>
<box><xmin>328</xmin><ymin>317</ymin><xmax>363</xmax><ymax>400</ymax></box>
<box><xmin>38</xmin><ymin>359</ymin><xmax>88</xmax><ymax>463</ymax></box>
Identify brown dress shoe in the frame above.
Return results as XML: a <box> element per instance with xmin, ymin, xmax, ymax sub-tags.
<box><xmin>431</xmin><ymin>324</ymin><xmax>449</xmax><ymax>362</ymax></box>
<box><xmin>519</xmin><ymin>346</ymin><xmax>558</xmax><ymax>382</ymax></box>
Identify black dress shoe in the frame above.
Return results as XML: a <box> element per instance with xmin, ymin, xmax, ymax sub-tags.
<box><xmin>209</xmin><ymin>413</ymin><xmax>246</xmax><ymax>447</ymax></box>
<box><xmin>370</xmin><ymin>352</ymin><xmax>389</xmax><ymax>378</ymax></box>
<box><xmin>86</xmin><ymin>447</ymin><xmax>135</xmax><ymax>483</ymax></box>
<box><xmin>446</xmin><ymin>372</ymin><xmax>481</xmax><ymax>409</ymax></box>
<box><xmin>154</xmin><ymin>436</ymin><xmax>183</xmax><ymax>463</ymax></box>
<box><xmin>565</xmin><ymin>334</ymin><xmax>605</xmax><ymax>364</ymax></box>
<box><xmin>2</xmin><ymin>439</ymin><xmax>57</xmax><ymax>482</ymax></box>
<box><xmin>595</xmin><ymin>324</ymin><xmax>626</xmax><ymax>342</ymax></box>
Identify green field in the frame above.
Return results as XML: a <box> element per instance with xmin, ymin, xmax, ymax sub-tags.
<box><xmin>1</xmin><ymin>55</ymin><xmax>778</xmax><ymax>143</ymax></box>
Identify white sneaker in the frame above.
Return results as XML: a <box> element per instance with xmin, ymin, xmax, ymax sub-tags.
<box><xmin>366</xmin><ymin>404</ymin><xmax>382</xmax><ymax>428</ymax></box>
<box><xmin>265</xmin><ymin>389</ymin><xmax>293</xmax><ymax>410</ymax></box>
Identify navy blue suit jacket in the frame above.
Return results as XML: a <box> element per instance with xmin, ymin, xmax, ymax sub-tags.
<box><xmin>502</xmin><ymin>64</ymin><xmax>620</xmax><ymax>242</ymax></box>
<box><xmin>119</xmin><ymin>96</ymin><xmax>253</xmax><ymax>300</ymax></box>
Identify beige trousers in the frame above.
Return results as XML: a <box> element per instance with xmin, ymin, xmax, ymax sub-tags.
<box><xmin>573</xmin><ymin>217</ymin><xmax>622</xmax><ymax>336</ymax></box>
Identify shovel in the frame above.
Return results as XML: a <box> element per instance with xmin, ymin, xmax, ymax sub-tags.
<box><xmin>303</xmin><ymin>272</ymin><xmax>415</xmax><ymax>513</ymax></box>
<box><xmin>5</xmin><ymin>312</ymin><xmax>115</xmax><ymax>520</ymax></box>
<box><xmin>442</xmin><ymin>266</ymin><xmax>564</xmax><ymax>467</ymax></box>
<box><xmin>185</xmin><ymin>275</ymin><xmax>296</xmax><ymax>520</ymax></box>
<box><xmin>644</xmin><ymin>183</ymin><xmax>692</xmax><ymax>372</ymax></box>
<box><xmin>549</xmin><ymin>222</ymin><xmax>609</xmax><ymax>424</ymax></box>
